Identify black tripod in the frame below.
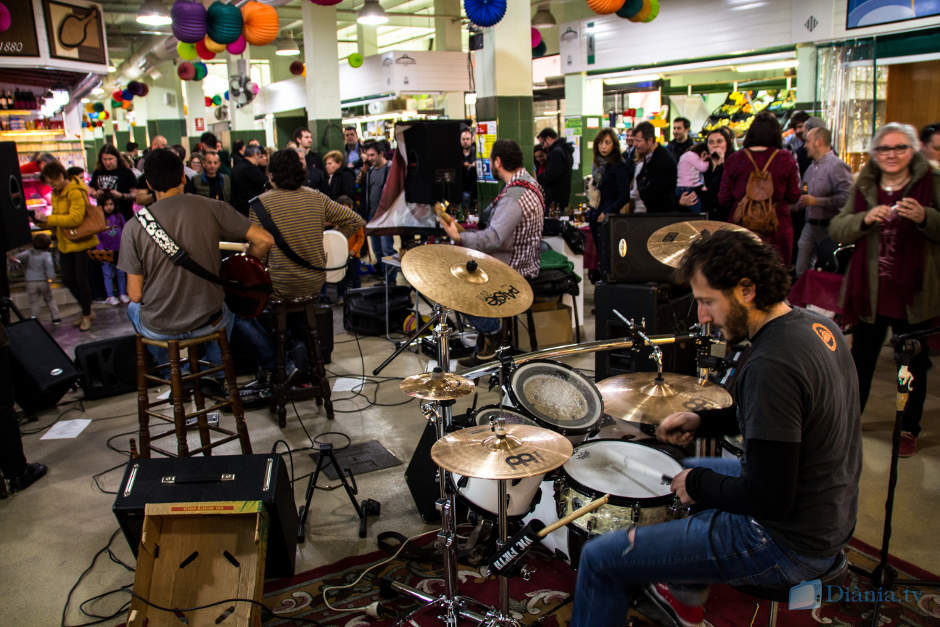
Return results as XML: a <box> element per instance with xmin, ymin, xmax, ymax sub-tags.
<box><xmin>851</xmin><ymin>326</ymin><xmax>940</xmax><ymax>626</ymax></box>
<box><xmin>297</xmin><ymin>439</ymin><xmax>381</xmax><ymax>541</ymax></box>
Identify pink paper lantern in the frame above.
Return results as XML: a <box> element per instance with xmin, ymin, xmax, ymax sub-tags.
<box><xmin>226</xmin><ymin>35</ymin><xmax>247</xmax><ymax>54</ymax></box>
<box><xmin>531</xmin><ymin>28</ymin><xmax>541</xmax><ymax>48</ymax></box>
<box><xmin>0</xmin><ymin>3</ymin><xmax>11</xmax><ymax>33</ymax></box>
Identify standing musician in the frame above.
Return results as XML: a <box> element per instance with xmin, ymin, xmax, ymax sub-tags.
<box><xmin>570</xmin><ymin>230</ymin><xmax>862</xmax><ymax>627</ymax></box>
<box><xmin>437</xmin><ymin>139</ymin><xmax>544</xmax><ymax>367</ymax></box>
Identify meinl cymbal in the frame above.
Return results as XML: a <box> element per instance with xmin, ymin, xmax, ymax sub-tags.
<box><xmin>596</xmin><ymin>372</ymin><xmax>733</xmax><ymax>425</ymax></box>
<box><xmin>647</xmin><ymin>220</ymin><xmax>758</xmax><ymax>268</ymax></box>
<box><xmin>431</xmin><ymin>423</ymin><xmax>573</xmax><ymax>480</ymax></box>
<box><xmin>400</xmin><ymin>371</ymin><xmax>475</xmax><ymax>401</ymax></box>
<box><xmin>400</xmin><ymin>244</ymin><xmax>534</xmax><ymax>317</ymax></box>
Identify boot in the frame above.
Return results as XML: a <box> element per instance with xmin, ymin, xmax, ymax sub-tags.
<box><xmin>79</xmin><ymin>315</ymin><xmax>92</xmax><ymax>332</ymax></box>
<box><xmin>458</xmin><ymin>333</ymin><xmax>498</xmax><ymax>368</ymax></box>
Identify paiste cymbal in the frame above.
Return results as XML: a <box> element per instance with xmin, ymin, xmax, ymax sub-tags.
<box><xmin>647</xmin><ymin>221</ymin><xmax>758</xmax><ymax>268</ymax></box>
<box><xmin>431</xmin><ymin>423</ymin><xmax>573</xmax><ymax>480</ymax></box>
<box><xmin>400</xmin><ymin>244</ymin><xmax>534</xmax><ymax>318</ymax></box>
<box><xmin>400</xmin><ymin>371</ymin><xmax>475</xmax><ymax>401</ymax></box>
<box><xmin>597</xmin><ymin>372</ymin><xmax>732</xmax><ymax>425</ymax></box>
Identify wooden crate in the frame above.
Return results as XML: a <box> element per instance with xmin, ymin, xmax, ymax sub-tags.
<box><xmin>127</xmin><ymin>501</ymin><xmax>268</xmax><ymax>627</ymax></box>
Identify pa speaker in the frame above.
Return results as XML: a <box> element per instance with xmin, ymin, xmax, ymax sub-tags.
<box><xmin>6</xmin><ymin>319</ymin><xmax>80</xmax><ymax>413</ymax></box>
<box><xmin>607</xmin><ymin>213</ymin><xmax>691</xmax><ymax>283</ymax></box>
<box><xmin>402</xmin><ymin>120</ymin><xmax>469</xmax><ymax>206</ymax></box>
<box><xmin>113</xmin><ymin>454</ymin><xmax>298</xmax><ymax>578</ymax></box>
<box><xmin>405</xmin><ymin>412</ymin><xmax>473</xmax><ymax>523</ymax></box>
<box><xmin>0</xmin><ymin>142</ymin><xmax>30</xmax><ymax>252</ymax></box>
<box><xmin>74</xmin><ymin>335</ymin><xmax>142</xmax><ymax>400</ymax></box>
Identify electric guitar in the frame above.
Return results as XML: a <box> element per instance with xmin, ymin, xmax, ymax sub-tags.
<box><xmin>58</xmin><ymin>7</ymin><xmax>99</xmax><ymax>49</ymax></box>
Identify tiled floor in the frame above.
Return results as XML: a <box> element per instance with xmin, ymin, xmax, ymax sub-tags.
<box><xmin>1</xmin><ymin>282</ymin><xmax>937</xmax><ymax>626</ymax></box>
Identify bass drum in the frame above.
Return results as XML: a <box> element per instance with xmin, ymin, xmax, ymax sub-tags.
<box><xmin>450</xmin><ymin>406</ymin><xmax>543</xmax><ymax>518</ymax></box>
<box><xmin>508</xmin><ymin>360</ymin><xmax>603</xmax><ymax>444</ymax></box>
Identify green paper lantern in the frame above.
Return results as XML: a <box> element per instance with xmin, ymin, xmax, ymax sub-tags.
<box><xmin>212</xmin><ymin>94</ymin><xmax>222</xmax><ymax>106</ymax></box>
<box><xmin>111</xmin><ymin>99</ymin><xmax>121</xmax><ymax>108</ymax></box>
<box><xmin>193</xmin><ymin>61</ymin><xmax>208</xmax><ymax>81</ymax></box>
<box><xmin>348</xmin><ymin>52</ymin><xmax>363</xmax><ymax>68</ymax></box>
<box><xmin>616</xmin><ymin>0</ymin><xmax>643</xmax><ymax>18</ymax></box>
<box><xmin>177</xmin><ymin>41</ymin><xmax>198</xmax><ymax>61</ymax></box>
<box><xmin>643</xmin><ymin>0</ymin><xmax>659</xmax><ymax>21</ymax></box>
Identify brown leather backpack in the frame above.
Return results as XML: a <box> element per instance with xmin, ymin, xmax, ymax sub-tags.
<box><xmin>731</xmin><ymin>149</ymin><xmax>779</xmax><ymax>236</ymax></box>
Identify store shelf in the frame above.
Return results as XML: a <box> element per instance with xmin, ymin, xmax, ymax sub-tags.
<box><xmin>0</xmin><ymin>110</ymin><xmax>40</xmax><ymax>116</ymax></box>
<box><xmin>0</xmin><ymin>130</ymin><xmax>72</xmax><ymax>139</ymax></box>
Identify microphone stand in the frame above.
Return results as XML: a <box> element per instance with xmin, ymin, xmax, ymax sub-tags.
<box><xmin>852</xmin><ymin>325</ymin><xmax>940</xmax><ymax>627</ymax></box>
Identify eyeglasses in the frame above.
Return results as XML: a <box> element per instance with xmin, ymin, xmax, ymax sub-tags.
<box><xmin>873</xmin><ymin>144</ymin><xmax>912</xmax><ymax>155</ymax></box>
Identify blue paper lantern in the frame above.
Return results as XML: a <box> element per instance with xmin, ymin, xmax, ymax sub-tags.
<box><xmin>121</xmin><ymin>89</ymin><xmax>133</xmax><ymax>101</ymax></box>
<box><xmin>224</xmin><ymin>90</ymin><xmax>229</xmax><ymax>100</ymax></box>
<box><xmin>463</xmin><ymin>0</ymin><xmax>507</xmax><ymax>27</ymax></box>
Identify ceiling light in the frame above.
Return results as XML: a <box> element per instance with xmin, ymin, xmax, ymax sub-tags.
<box><xmin>603</xmin><ymin>73</ymin><xmax>662</xmax><ymax>85</ymax></box>
<box><xmin>733</xmin><ymin>59</ymin><xmax>798</xmax><ymax>72</ymax></box>
<box><xmin>275</xmin><ymin>38</ymin><xmax>300</xmax><ymax>56</ymax></box>
<box><xmin>729</xmin><ymin>1</ymin><xmax>768</xmax><ymax>10</ymax></box>
<box><xmin>532</xmin><ymin>4</ymin><xmax>557</xmax><ymax>27</ymax></box>
<box><xmin>108</xmin><ymin>65</ymin><xmax>116</xmax><ymax>73</ymax></box>
<box><xmin>137</xmin><ymin>0</ymin><xmax>171</xmax><ymax>26</ymax></box>
<box><xmin>357</xmin><ymin>0</ymin><xmax>389</xmax><ymax>25</ymax></box>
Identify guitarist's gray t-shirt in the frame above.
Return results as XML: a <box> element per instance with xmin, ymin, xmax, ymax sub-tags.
<box><xmin>119</xmin><ymin>193</ymin><xmax>250</xmax><ymax>334</ymax></box>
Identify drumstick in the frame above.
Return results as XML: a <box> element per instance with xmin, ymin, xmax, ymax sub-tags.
<box><xmin>219</xmin><ymin>241</ymin><xmax>247</xmax><ymax>252</ymax></box>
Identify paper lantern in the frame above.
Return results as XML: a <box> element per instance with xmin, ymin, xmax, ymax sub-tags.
<box><xmin>177</xmin><ymin>41</ymin><xmax>198</xmax><ymax>60</ymax></box>
<box><xmin>616</xmin><ymin>0</ymin><xmax>643</xmax><ymax>18</ymax></box>
<box><xmin>111</xmin><ymin>99</ymin><xmax>121</xmax><ymax>108</ymax></box>
<box><xmin>205</xmin><ymin>96</ymin><xmax>213</xmax><ymax>107</ymax></box>
<box><xmin>138</xmin><ymin>83</ymin><xmax>150</xmax><ymax>97</ymax></box>
<box><xmin>203</xmin><ymin>35</ymin><xmax>226</xmax><ymax>53</ymax></box>
<box><xmin>177</xmin><ymin>61</ymin><xmax>196</xmax><ymax>80</ymax></box>
<box><xmin>463</xmin><ymin>0</ymin><xmax>506</xmax><ymax>27</ymax></box>
<box><xmin>128</xmin><ymin>81</ymin><xmax>143</xmax><ymax>96</ymax></box>
<box><xmin>112</xmin><ymin>89</ymin><xmax>124</xmax><ymax>102</ymax></box>
<box><xmin>226</xmin><ymin>35</ymin><xmax>246</xmax><ymax>55</ymax></box>
<box><xmin>121</xmin><ymin>100</ymin><xmax>131</xmax><ymax>110</ymax></box>
<box><xmin>212</xmin><ymin>94</ymin><xmax>222</xmax><ymax>106</ymax></box>
<box><xmin>121</xmin><ymin>89</ymin><xmax>133</xmax><ymax>101</ymax></box>
<box><xmin>193</xmin><ymin>61</ymin><xmax>208</xmax><ymax>81</ymax></box>
<box><xmin>206</xmin><ymin>1</ymin><xmax>243</xmax><ymax>44</ymax></box>
<box><xmin>81</xmin><ymin>121</ymin><xmax>88</xmax><ymax>129</ymax></box>
<box><xmin>195</xmin><ymin>39</ymin><xmax>216</xmax><ymax>60</ymax></box>
<box><xmin>101</xmin><ymin>111</ymin><xmax>110</xmax><ymax>120</ymax></box>
<box><xmin>289</xmin><ymin>60</ymin><xmax>305</xmax><ymax>75</ymax></box>
<box><xmin>172</xmin><ymin>0</ymin><xmax>207</xmax><ymax>43</ymax></box>
<box><xmin>531</xmin><ymin>28</ymin><xmax>541</xmax><ymax>48</ymax></box>
<box><xmin>0</xmin><ymin>3</ymin><xmax>9</xmax><ymax>33</ymax></box>
<box><xmin>224</xmin><ymin>90</ymin><xmax>229</xmax><ymax>100</ymax></box>
<box><xmin>642</xmin><ymin>0</ymin><xmax>659</xmax><ymax>21</ymax></box>
<box><xmin>533</xmin><ymin>41</ymin><xmax>547</xmax><ymax>58</ymax></box>
<box><xmin>250</xmin><ymin>82</ymin><xmax>260</xmax><ymax>95</ymax></box>
<box><xmin>348</xmin><ymin>52</ymin><xmax>363</xmax><ymax>68</ymax></box>
<box><xmin>308</xmin><ymin>0</ymin><xmax>342</xmax><ymax>5</ymax></box>
<box><xmin>84</xmin><ymin>102</ymin><xmax>95</xmax><ymax>113</ymax></box>
<box><xmin>241</xmin><ymin>1</ymin><xmax>279</xmax><ymax>46</ymax></box>
<box><xmin>586</xmin><ymin>0</ymin><xmax>625</xmax><ymax>15</ymax></box>
<box><xmin>89</xmin><ymin>111</ymin><xmax>98</xmax><ymax>120</ymax></box>
<box><xmin>93</xmin><ymin>102</ymin><xmax>105</xmax><ymax>113</ymax></box>
<box><xmin>629</xmin><ymin>0</ymin><xmax>658</xmax><ymax>22</ymax></box>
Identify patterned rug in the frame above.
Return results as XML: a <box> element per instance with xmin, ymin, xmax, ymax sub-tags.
<box><xmin>262</xmin><ymin>537</ymin><xmax>940</xmax><ymax>626</ymax></box>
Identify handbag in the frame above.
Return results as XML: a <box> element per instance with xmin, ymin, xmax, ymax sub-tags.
<box><xmin>64</xmin><ymin>194</ymin><xmax>107</xmax><ymax>242</ymax></box>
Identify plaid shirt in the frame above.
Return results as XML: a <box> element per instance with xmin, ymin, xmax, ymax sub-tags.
<box><xmin>461</xmin><ymin>169</ymin><xmax>545</xmax><ymax>278</ymax></box>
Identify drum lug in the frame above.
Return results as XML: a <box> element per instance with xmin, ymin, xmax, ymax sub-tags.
<box><xmin>585</xmin><ymin>516</ymin><xmax>596</xmax><ymax>534</ymax></box>
<box><xmin>669</xmin><ymin>495</ymin><xmax>687</xmax><ymax>519</ymax></box>
<box><xmin>631</xmin><ymin>502</ymin><xmax>640</xmax><ymax>525</ymax></box>
<box><xmin>519</xmin><ymin>565</ymin><xmax>533</xmax><ymax>581</ymax></box>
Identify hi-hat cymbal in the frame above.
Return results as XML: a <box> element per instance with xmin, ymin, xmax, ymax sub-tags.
<box><xmin>431</xmin><ymin>423</ymin><xmax>573</xmax><ymax>480</ymax></box>
<box><xmin>400</xmin><ymin>371</ymin><xmax>475</xmax><ymax>401</ymax></box>
<box><xmin>647</xmin><ymin>221</ymin><xmax>758</xmax><ymax>268</ymax></box>
<box><xmin>400</xmin><ymin>244</ymin><xmax>534</xmax><ymax>318</ymax></box>
<box><xmin>596</xmin><ymin>372</ymin><xmax>732</xmax><ymax>425</ymax></box>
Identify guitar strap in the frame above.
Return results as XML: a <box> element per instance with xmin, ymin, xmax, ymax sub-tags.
<box><xmin>135</xmin><ymin>207</ymin><xmax>270</xmax><ymax>293</ymax></box>
<box><xmin>249</xmin><ymin>197</ymin><xmax>348</xmax><ymax>272</ymax></box>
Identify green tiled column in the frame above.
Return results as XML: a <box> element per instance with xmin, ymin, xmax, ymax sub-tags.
<box><xmin>146</xmin><ymin>119</ymin><xmax>185</xmax><ymax>148</ymax></box>
<box><xmin>309</xmin><ymin>118</ymin><xmax>345</xmax><ymax>155</ymax></box>
<box><xmin>475</xmin><ymin>95</ymin><xmax>535</xmax><ymax>209</ymax></box>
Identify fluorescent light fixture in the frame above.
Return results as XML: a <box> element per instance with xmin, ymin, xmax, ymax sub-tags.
<box><xmin>532</xmin><ymin>4</ymin><xmax>557</xmax><ymax>27</ymax></box>
<box><xmin>275</xmin><ymin>38</ymin><xmax>301</xmax><ymax>56</ymax></box>
<box><xmin>604</xmin><ymin>73</ymin><xmax>662</xmax><ymax>85</ymax></box>
<box><xmin>729</xmin><ymin>1</ymin><xmax>768</xmax><ymax>10</ymax></box>
<box><xmin>357</xmin><ymin>0</ymin><xmax>389</xmax><ymax>25</ymax></box>
<box><xmin>733</xmin><ymin>59</ymin><xmax>798</xmax><ymax>72</ymax></box>
<box><xmin>137</xmin><ymin>0</ymin><xmax>172</xmax><ymax>26</ymax></box>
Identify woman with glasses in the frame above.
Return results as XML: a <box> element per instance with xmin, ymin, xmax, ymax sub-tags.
<box><xmin>830</xmin><ymin>122</ymin><xmax>940</xmax><ymax>458</ymax></box>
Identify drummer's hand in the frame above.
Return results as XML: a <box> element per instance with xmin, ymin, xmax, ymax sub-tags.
<box><xmin>671</xmin><ymin>469</ymin><xmax>696</xmax><ymax>505</ymax></box>
<box><xmin>438</xmin><ymin>214</ymin><xmax>461</xmax><ymax>242</ymax></box>
<box><xmin>655</xmin><ymin>412</ymin><xmax>700</xmax><ymax>446</ymax></box>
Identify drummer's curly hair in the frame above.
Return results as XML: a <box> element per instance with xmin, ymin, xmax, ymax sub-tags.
<box><xmin>675</xmin><ymin>230</ymin><xmax>790</xmax><ymax>311</ymax></box>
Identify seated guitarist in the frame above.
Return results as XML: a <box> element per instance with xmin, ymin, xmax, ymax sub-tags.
<box><xmin>119</xmin><ymin>149</ymin><xmax>274</xmax><ymax>369</ymax></box>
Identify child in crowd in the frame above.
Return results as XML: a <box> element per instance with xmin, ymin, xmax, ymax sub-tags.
<box><xmin>15</xmin><ymin>233</ymin><xmax>61</xmax><ymax>326</ymax></box>
<box><xmin>96</xmin><ymin>197</ymin><xmax>129</xmax><ymax>305</ymax></box>
<box><xmin>675</xmin><ymin>143</ymin><xmax>710</xmax><ymax>213</ymax></box>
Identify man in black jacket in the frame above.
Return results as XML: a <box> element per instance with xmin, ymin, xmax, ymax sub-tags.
<box><xmin>632</xmin><ymin>121</ymin><xmax>677</xmax><ymax>212</ymax></box>
<box><xmin>230</xmin><ymin>145</ymin><xmax>269</xmax><ymax>216</ymax></box>
<box><xmin>537</xmin><ymin>127</ymin><xmax>573</xmax><ymax>211</ymax></box>
<box><xmin>666</xmin><ymin>117</ymin><xmax>694</xmax><ymax>161</ymax></box>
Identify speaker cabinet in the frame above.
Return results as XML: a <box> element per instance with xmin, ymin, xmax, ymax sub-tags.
<box><xmin>607</xmin><ymin>213</ymin><xmax>691</xmax><ymax>283</ymax></box>
<box><xmin>74</xmin><ymin>335</ymin><xmax>142</xmax><ymax>400</ymax></box>
<box><xmin>0</xmin><ymin>142</ymin><xmax>30</xmax><ymax>252</ymax></box>
<box><xmin>405</xmin><ymin>411</ymin><xmax>474</xmax><ymax>523</ymax></box>
<box><xmin>594</xmin><ymin>282</ymin><xmax>697</xmax><ymax>381</ymax></box>
<box><xmin>402</xmin><ymin>120</ymin><xmax>469</xmax><ymax>206</ymax></box>
<box><xmin>113</xmin><ymin>454</ymin><xmax>298</xmax><ymax>578</ymax></box>
<box><xmin>6</xmin><ymin>319</ymin><xmax>80</xmax><ymax>413</ymax></box>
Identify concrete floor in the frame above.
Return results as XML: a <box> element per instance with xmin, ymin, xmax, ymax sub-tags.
<box><xmin>1</xmin><ymin>283</ymin><xmax>938</xmax><ymax>626</ymax></box>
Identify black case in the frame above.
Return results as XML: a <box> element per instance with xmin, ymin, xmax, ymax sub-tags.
<box><xmin>6</xmin><ymin>319</ymin><xmax>80</xmax><ymax>413</ymax></box>
<box><xmin>112</xmin><ymin>454</ymin><xmax>298</xmax><ymax>578</ymax></box>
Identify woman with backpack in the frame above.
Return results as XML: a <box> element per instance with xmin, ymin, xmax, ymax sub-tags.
<box><xmin>718</xmin><ymin>111</ymin><xmax>801</xmax><ymax>264</ymax></box>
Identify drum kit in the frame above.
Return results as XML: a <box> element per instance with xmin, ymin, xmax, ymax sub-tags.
<box><xmin>379</xmin><ymin>222</ymin><xmax>739</xmax><ymax>626</ymax></box>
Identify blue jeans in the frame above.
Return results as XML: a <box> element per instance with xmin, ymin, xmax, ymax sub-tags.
<box><xmin>102</xmin><ymin>261</ymin><xmax>126</xmax><ymax>298</ymax></box>
<box><xmin>231</xmin><ymin>317</ymin><xmax>276</xmax><ymax>371</ymax></box>
<box><xmin>127</xmin><ymin>302</ymin><xmax>233</xmax><ymax>372</ymax></box>
<box><xmin>676</xmin><ymin>186</ymin><xmax>704</xmax><ymax>213</ymax></box>
<box><xmin>570</xmin><ymin>456</ymin><xmax>838</xmax><ymax>627</ymax></box>
<box><xmin>465</xmin><ymin>314</ymin><xmax>501</xmax><ymax>336</ymax></box>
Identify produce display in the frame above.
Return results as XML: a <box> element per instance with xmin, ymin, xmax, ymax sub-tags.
<box><xmin>703</xmin><ymin>89</ymin><xmax>797</xmax><ymax>136</ymax></box>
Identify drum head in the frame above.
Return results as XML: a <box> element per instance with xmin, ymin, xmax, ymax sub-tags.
<box><xmin>563</xmin><ymin>440</ymin><xmax>682</xmax><ymax>501</ymax></box>
<box><xmin>474</xmin><ymin>405</ymin><xmax>536</xmax><ymax>427</ymax></box>
<box><xmin>509</xmin><ymin>361</ymin><xmax>603</xmax><ymax>434</ymax></box>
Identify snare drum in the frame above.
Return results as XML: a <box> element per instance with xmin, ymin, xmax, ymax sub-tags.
<box><xmin>450</xmin><ymin>406</ymin><xmax>543</xmax><ymax>518</ymax></box>
<box><xmin>721</xmin><ymin>434</ymin><xmax>744</xmax><ymax>460</ymax></box>
<box><xmin>508</xmin><ymin>360</ymin><xmax>603</xmax><ymax>443</ymax></box>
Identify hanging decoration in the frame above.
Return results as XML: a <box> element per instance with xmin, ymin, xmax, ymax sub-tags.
<box><xmin>203</xmin><ymin>35</ymin><xmax>227</xmax><ymax>53</ymax></box>
<box><xmin>531</xmin><ymin>28</ymin><xmax>541</xmax><ymax>48</ymax></box>
<box><xmin>206</xmin><ymin>0</ymin><xmax>244</xmax><ymax>44</ymax></box>
<box><xmin>193</xmin><ymin>61</ymin><xmax>208</xmax><ymax>81</ymax></box>
<box><xmin>195</xmin><ymin>39</ymin><xmax>216</xmax><ymax>60</ymax></box>
<box><xmin>533</xmin><ymin>41</ymin><xmax>547</xmax><ymax>58</ymax></box>
<box><xmin>463</xmin><ymin>0</ymin><xmax>506</xmax><ymax>27</ymax></box>
<box><xmin>628</xmin><ymin>0</ymin><xmax>659</xmax><ymax>22</ymax></box>
<box><xmin>241</xmin><ymin>1</ymin><xmax>279</xmax><ymax>46</ymax></box>
<box><xmin>177</xmin><ymin>41</ymin><xmax>198</xmax><ymax>60</ymax></box>
<box><xmin>93</xmin><ymin>102</ymin><xmax>105</xmax><ymax>113</ymax></box>
<box><xmin>177</xmin><ymin>61</ymin><xmax>196</xmax><ymax>80</ymax></box>
<box><xmin>586</xmin><ymin>0</ymin><xmax>625</xmax><ymax>15</ymax></box>
<box><xmin>172</xmin><ymin>0</ymin><xmax>207</xmax><ymax>43</ymax></box>
<box><xmin>111</xmin><ymin>99</ymin><xmax>122</xmax><ymax>108</ymax></box>
<box><xmin>227</xmin><ymin>35</ymin><xmax>247</xmax><ymax>55</ymax></box>
<box><xmin>205</xmin><ymin>96</ymin><xmax>213</xmax><ymax>107</ymax></box>
<box><xmin>615</xmin><ymin>0</ymin><xmax>643</xmax><ymax>18</ymax></box>
<box><xmin>308</xmin><ymin>0</ymin><xmax>342</xmax><ymax>5</ymax></box>
<box><xmin>348</xmin><ymin>52</ymin><xmax>363</xmax><ymax>68</ymax></box>
<box><xmin>212</xmin><ymin>94</ymin><xmax>222</xmax><ymax>106</ymax></box>
<box><xmin>112</xmin><ymin>89</ymin><xmax>124</xmax><ymax>102</ymax></box>
<box><xmin>0</xmin><ymin>2</ymin><xmax>11</xmax><ymax>33</ymax></box>
<box><xmin>289</xmin><ymin>60</ymin><xmax>305</xmax><ymax>75</ymax></box>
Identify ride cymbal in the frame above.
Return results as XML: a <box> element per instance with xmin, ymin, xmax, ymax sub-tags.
<box><xmin>596</xmin><ymin>372</ymin><xmax>732</xmax><ymax>425</ymax></box>
<box><xmin>431</xmin><ymin>423</ymin><xmax>573</xmax><ymax>480</ymax></box>
<box><xmin>400</xmin><ymin>244</ymin><xmax>533</xmax><ymax>318</ymax></box>
<box><xmin>400</xmin><ymin>371</ymin><xmax>475</xmax><ymax>401</ymax></box>
<box><xmin>647</xmin><ymin>220</ymin><xmax>757</xmax><ymax>268</ymax></box>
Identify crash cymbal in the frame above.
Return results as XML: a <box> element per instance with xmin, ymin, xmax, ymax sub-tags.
<box><xmin>400</xmin><ymin>371</ymin><xmax>475</xmax><ymax>401</ymax></box>
<box><xmin>596</xmin><ymin>372</ymin><xmax>732</xmax><ymax>425</ymax></box>
<box><xmin>431</xmin><ymin>423</ymin><xmax>573</xmax><ymax>480</ymax></box>
<box><xmin>647</xmin><ymin>221</ymin><xmax>758</xmax><ymax>268</ymax></box>
<box><xmin>401</xmin><ymin>244</ymin><xmax>534</xmax><ymax>318</ymax></box>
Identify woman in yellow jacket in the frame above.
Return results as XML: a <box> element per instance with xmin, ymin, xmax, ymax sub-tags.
<box><xmin>34</xmin><ymin>162</ymin><xmax>98</xmax><ymax>331</ymax></box>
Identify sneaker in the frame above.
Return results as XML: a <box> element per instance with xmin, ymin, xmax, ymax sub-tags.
<box><xmin>648</xmin><ymin>583</ymin><xmax>705</xmax><ymax>627</ymax></box>
<box><xmin>120</xmin><ymin>294</ymin><xmax>130</xmax><ymax>304</ymax></box>
<box><xmin>52</xmin><ymin>319</ymin><xmax>61</xmax><ymax>327</ymax></box>
<box><xmin>9</xmin><ymin>463</ymin><xmax>48</xmax><ymax>493</ymax></box>
<box><xmin>899</xmin><ymin>432</ymin><xmax>917</xmax><ymax>458</ymax></box>
<box><xmin>106</xmin><ymin>296</ymin><xmax>120</xmax><ymax>306</ymax></box>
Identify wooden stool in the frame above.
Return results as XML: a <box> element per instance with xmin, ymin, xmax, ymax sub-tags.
<box><xmin>135</xmin><ymin>330</ymin><xmax>251</xmax><ymax>458</ymax></box>
<box><xmin>506</xmin><ymin>292</ymin><xmax>581</xmax><ymax>352</ymax></box>
<box><xmin>270</xmin><ymin>296</ymin><xmax>333</xmax><ymax>428</ymax></box>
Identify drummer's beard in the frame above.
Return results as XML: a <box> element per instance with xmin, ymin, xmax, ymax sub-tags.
<box><xmin>721</xmin><ymin>298</ymin><xmax>750</xmax><ymax>344</ymax></box>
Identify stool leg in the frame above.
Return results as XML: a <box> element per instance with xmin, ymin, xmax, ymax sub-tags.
<box><xmin>571</xmin><ymin>293</ymin><xmax>581</xmax><ymax>344</ymax></box>
<box><xmin>272</xmin><ymin>308</ymin><xmax>289</xmax><ymax>428</ymax></box>
<box><xmin>218</xmin><ymin>331</ymin><xmax>252</xmax><ymax>454</ymax></box>
<box><xmin>167</xmin><ymin>340</ymin><xmax>190</xmax><ymax>457</ymax></box>
<box><xmin>305</xmin><ymin>304</ymin><xmax>333</xmax><ymax>420</ymax></box>
<box><xmin>768</xmin><ymin>600</ymin><xmax>778</xmax><ymax>627</ymax></box>
<box><xmin>136</xmin><ymin>336</ymin><xmax>151</xmax><ymax>458</ymax></box>
<box><xmin>189</xmin><ymin>343</ymin><xmax>212</xmax><ymax>455</ymax></box>
<box><xmin>526</xmin><ymin>308</ymin><xmax>538</xmax><ymax>351</ymax></box>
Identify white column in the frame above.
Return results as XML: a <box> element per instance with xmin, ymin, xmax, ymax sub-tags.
<box><xmin>302</xmin><ymin>2</ymin><xmax>341</xmax><ymax>120</ymax></box>
<box><xmin>474</xmin><ymin>0</ymin><xmax>533</xmax><ymax>100</ymax></box>
<box><xmin>184</xmin><ymin>80</ymin><xmax>208</xmax><ymax>138</ymax></box>
<box><xmin>357</xmin><ymin>24</ymin><xmax>378</xmax><ymax>57</ymax></box>
<box><xmin>796</xmin><ymin>43</ymin><xmax>817</xmax><ymax>106</ymax></box>
<box><xmin>564</xmin><ymin>72</ymin><xmax>603</xmax><ymax>117</ymax></box>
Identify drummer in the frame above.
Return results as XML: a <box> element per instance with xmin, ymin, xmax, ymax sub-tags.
<box><xmin>570</xmin><ymin>230</ymin><xmax>862</xmax><ymax>627</ymax></box>
<box><xmin>438</xmin><ymin>139</ymin><xmax>545</xmax><ymax>367</ymax></box>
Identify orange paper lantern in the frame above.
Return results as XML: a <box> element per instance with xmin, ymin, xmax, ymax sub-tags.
<box><xmin>241</xmin><ymin>1</ymin><xmax>279</xmax><ymax>46</ymax></box>
<box><xmin>586</xmin><ymin>0</ymin><xmax>625</xmax><ymax>15</ymax></box>
<box><xmin>203</xmin><ymin>35</ymin><xmax>226</xmax><ymax>53</ymax></box>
